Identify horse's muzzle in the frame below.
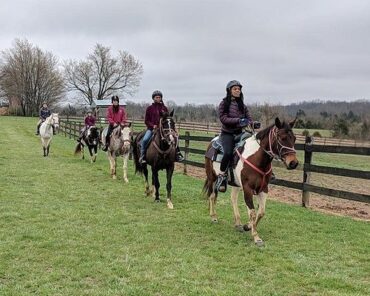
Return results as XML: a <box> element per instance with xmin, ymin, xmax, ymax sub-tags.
<box><xmin>284</xmin><ymin>154</ymin><xmax>298</xmax><ymax>170</ymax></box>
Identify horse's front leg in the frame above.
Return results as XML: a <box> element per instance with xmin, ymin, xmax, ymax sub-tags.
<box><xmin>152</xmin><ymin>168</ymin><xmax>160</xmax><ymax>202</ymax></box>
<box><xmin>122</xmin><ymin>153</ymin><xmax>129</xmax><ymax>183</ymax></box>
<box><xmin>142</xmin><ymin>165</ymin><xmax>151</xmax><ymax>196</ymax></box>
<box><xmin>256</xmin><ymin>191</ymin><xmax>267</xmax><ymax>226</ymax></box>
<box><xmin>108</xmin><ymin>152</ymin><xmax>116</xmax><ymax>179</ymax></box>
<box><xmin>92</xmin><ymin>145</ymin><xmax>97</xmax><ymax>162</ymax></box>
<box><xmin>243</xmin><ymin>184</ymin><xmax>263</xmax><ymax>246</ymax></box>
<box><xmin>166</xmin><ymin>165</ymin><xmax>174</xmax><ymax>209</ymax></box>
<box><xmin>46</xmin><ymin>144</ymin><xmax>50</xmax><ymax>157</ymax></box>
<box><xmin>230</xmin><ymin>186</ymin><xmax>244</xmax><ymax>232</ymax></box>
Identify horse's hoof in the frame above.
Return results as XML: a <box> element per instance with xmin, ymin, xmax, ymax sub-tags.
<box><xmin>167</xmin><ymin>200</ymin><xmax>174</xmax><ymax>209</ymax></box>
<box><xmin>124</xmin><ymin>178</ymin><xmax>129</xmax><ymax>183</ymax></box>
<box><xmin>112</xmin><ymin>175</ymin><xmax>117</xmax><ymax>180</ymax></box>
<box><xmin>154</xmin><ymin>199</ymin><xmax>160</xmax><ymax>203</ymax></box>
<box><xmin>243</xmin><ymin>224</ymin><xmax>251</xmax><ymax>232</ymax></box>
<box><xmin>235</xmin><ymin>225</ymin><xmax>246</xmax><ymax>233</ymax></box>
<box><xmin>211</xmin><ymin>218</ymin><xmax>218</xmax><ymax>223</ymax></box>
<box><xmin>255</xmin><ymin>239</ymin><xmax>264</xmax><ymax>247</ymax></box>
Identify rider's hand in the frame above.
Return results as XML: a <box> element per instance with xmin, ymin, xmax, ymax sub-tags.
<box><xmin>153</xmin><ymin>125</ymin><xmax>157</xmax><ymax>129</ymax></box>
<box><xmin>113</xmin><ymin>123</ymin><xmax>118</xmax><ymax>127</ymax></box>
<box><xmin>253</xmin><ymin>121</ymin><xmax>261</xmax><ymax>129</ymax></box>
<box><xmin>239</xmin><ymin>118</ymin><xmax>249</xmax><ymax>127</ymax></box>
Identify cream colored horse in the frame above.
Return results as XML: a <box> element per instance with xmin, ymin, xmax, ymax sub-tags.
<box><xmin>102</xmin><ymin>124</ymin><xmax>131</xmax><ymax>182</ymax></box>
<box><xmin>39</xmin><ymin>113</ymin><xmax>59</xmax><ymax>157</ymax></box>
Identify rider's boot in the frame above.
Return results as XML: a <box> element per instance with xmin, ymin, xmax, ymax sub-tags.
<box><xmin>139</xmin><ymin>150</ymin><xmax>147</xmax><ymax>164</ymax></box>
<box><xmin>215</xmin><ymin>172</ymin><xmax>227</xmax><ymax>193</ymax></box>
<box><xmin>102</xmin><ymin>136</ymin><xmax>109</xmax><ymax>151</ymax></box>
<box><xmin>35</xmin><ymin>124</ymin><xmax>40</xmax><ymax>135</ymax></box>
<box><xmin>175</xmin><ymin>147</ymin><xmax>184</xmax><ymax>162</ymax></box>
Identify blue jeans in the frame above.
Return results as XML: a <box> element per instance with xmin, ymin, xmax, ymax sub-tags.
<box><xmin>140</xmin><ymin>129</ymin><xmax>153</xmax><ymax>156</ymax></box>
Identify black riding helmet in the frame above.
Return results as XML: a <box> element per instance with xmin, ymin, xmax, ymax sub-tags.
<box><xmin>226</xmin><ymin>80</ymin><xmax>243</xmax><ymax>91</ymax></box>
<box><xmin>111</xmin><ymin>95</ymin><xmax>119</xmax><ymax>103</ymax></box>
<box><xmin>152</xmin><ymin>90</ymin><xmax>163</xmax><ymax>99</ymax></box>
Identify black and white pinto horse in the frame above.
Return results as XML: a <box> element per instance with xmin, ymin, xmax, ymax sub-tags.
<box><xmin>74</xmin><ymin>126</ymin><xmax>100</xmax><ymax>163</ymax></box>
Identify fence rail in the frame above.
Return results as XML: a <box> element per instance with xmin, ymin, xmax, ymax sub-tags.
<box><xmin>60</xmin><ymin>118</ymin><xmax>370</xmax><ymax>205</ymax></box>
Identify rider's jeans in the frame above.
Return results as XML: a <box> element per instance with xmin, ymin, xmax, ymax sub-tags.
<box><xmin>141</xmin><ymin>129</ymin><xmax>153</xmax><ymax>156</ymax></box>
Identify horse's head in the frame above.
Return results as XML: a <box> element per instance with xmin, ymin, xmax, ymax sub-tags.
<box><xmin>257</xmin><ymin>117</ymin><xmax>298</xmax><ymax>170</ymax></box>
<box><xmin>87</xmin><ymin>126</ymin><xmax>99</xmax><ymax>146</ymax></box>
<box><xmin>120</xmin><ymin>123</ymin><xmax>132</xmax><ymax>150</ymax></box>
<box><xmin>159</xmin><ymin>110</ymin><xmax>177</xmax><ymax>146</ymax></box>
<box><xmin>52</xmin><ymin>113</ymin><xmax>60</xmax><ymax>131</ymax></box>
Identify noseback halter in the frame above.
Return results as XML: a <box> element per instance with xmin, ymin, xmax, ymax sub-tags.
<box><xmin>159</xmin><ymin>118</ymin><xmax>178</xmax><ymax>144</ymax></box>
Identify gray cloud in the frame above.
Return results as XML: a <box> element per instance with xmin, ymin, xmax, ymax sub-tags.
<box><xmin>1</xmin><ymin>0</ymin><xmax>370</xmax><ymax>105</ymax></box>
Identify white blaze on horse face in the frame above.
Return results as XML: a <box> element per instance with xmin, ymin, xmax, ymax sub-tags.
<box><xmin>234</xmin><ymin>136</ymin><xmax>260</xmax><ymax>186</ymax></box>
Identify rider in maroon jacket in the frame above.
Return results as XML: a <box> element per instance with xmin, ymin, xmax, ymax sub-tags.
<box><xmin>139</xmin><ymin>90</ymin><xmax>184</xmax><ymax>163</ymax></box>
<box><xmin>102</xmin><ymin>96</ymin><xmax>127</xmax><ymax>151</ymax></box>
<box><xmin>77</xmin><ymin>109</ymin><xmax>96</xmax><ymax>142</ymax></box>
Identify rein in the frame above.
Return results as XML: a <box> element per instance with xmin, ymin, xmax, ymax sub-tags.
<box><xmin>152</xmin><ymin>118</ymin><xmax>178</xmax><ymax>155</ymax></box>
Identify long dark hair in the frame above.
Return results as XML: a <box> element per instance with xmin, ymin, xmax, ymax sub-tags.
<box><xmin>222</xmin><ymin>90</ymin><xmax>245</xmax><ymax>114</ymax></box>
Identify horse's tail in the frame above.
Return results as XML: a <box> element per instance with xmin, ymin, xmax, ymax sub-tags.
<box><xmin>132</xmin><ymin>133</ymin><xmax>144</xmax><ymax>175</ymax></box>
<box><xmin>203</xmin><ymin>143</ymin><xmax>217</xmax><ymax>198</ymax></box>
<box><xmin>74</xmin><ymin>142</ymin><xmax>82</xmax><ymax>155</ymax></box>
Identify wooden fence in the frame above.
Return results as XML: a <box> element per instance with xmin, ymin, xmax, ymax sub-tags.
<box><xmin>60</xmin><ymin>117</ymin><xmax>370</xmax><ymax>205</ymax></box>
<box><xmin>180</xmin><ymin>132</ymin><xmax>370</xmax><ymax>205</ymax></box>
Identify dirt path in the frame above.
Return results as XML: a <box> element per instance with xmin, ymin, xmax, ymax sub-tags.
<box><xmin>175</xmin><ymin>164</ymin><xmax>370</xmax><ymax>221</ymax></box>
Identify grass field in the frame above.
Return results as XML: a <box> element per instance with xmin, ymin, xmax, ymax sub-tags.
<box><xmin>0</xmin><ymin>116</ymin><xmax>369</xmax><ymax>295</ymax></box>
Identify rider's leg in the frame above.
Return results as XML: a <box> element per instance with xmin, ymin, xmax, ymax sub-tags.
<box><xmin>78</xmin><ymin>127</ymin><xmax>86</xmax><ymax>142</ymax></box>
<box><xmin>140</xmin><ymin>129</ymin><xmax>153</xmax><ymax>163</ymax></box>
<box><xmin>215</xmin><ymin>132</ymin><xmax>234</xmax><ymax>193</ymax></box>
<box><xmin>102</xmin><ymin>125</ymin><xmax>114</xmax><ymax>151</ymax></box>
<box><xmin>36</xmin><ymin>120</ymin><xmax>42</xmax><ymax>135</ymax></box>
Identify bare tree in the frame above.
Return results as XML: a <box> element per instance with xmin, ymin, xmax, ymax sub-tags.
<box><xmin>0</xmin><ymin>39</ymin><xmax>65</xmax><ymax>116</ymax></box>
<box><xmin>64</xmin><ymin>44</ymin><xmax>143</xmax><ymax>104</ymax></box>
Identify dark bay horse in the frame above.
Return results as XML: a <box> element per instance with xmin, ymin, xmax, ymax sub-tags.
<box><xmin>102</xmin><ymin>124</ymin><xmax>132</xmax><ymax>182</ymax></box>
<box><xmin>132</xmin><ymin>111</ymin><xmax>178</xmax><ymax>209</ymax></box>
<box><xmin>203</xmin><ymin>117</ymin><xmax>299</xmax><ymax>246</ymax></box>
<box><xmin>74</xmin><ymin>126</ymin><xmax>100</xmax><ymax>163</ymax></box>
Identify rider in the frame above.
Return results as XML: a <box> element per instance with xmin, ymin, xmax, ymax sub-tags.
<box><xmin>102</xmin><ymin>95</ymin><xmax>127</xmax><ymax>151</ymax></box>
<box><xmin>77</xmin><ymin>109</ymin><xmax>96</xmax><ymax>142</ymax></box>
<box><xmin>139</xmin><ymin>90</ymin><xmax>184</xmax><ymax>164</ymax></box>
<box><xmin>215</xmin><ymin>80</ymin><xmax>259</xmax><ymax>193</ymax></box>
<box><xmin>35</xmin><ymin>102</ymin><xmax>55</xmax><ymax>135</ymax></box>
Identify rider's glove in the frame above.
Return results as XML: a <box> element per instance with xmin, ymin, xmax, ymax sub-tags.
<box><xmin>253</xmin><ymin>121</ymin><xmax>261</xmax><ymax>129</ymax></box>
<box><xmin>239</xmin><ymin>118</ymin><xmax>250</xmax><ymax>127</ymax></box>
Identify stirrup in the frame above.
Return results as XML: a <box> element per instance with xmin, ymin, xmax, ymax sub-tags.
<box><xmin>139</xmin><ymin>155</ymin><xmax>146</xmax><ymax>164</ymax></box>
<box><xmin>215</xmin><ymin>174</ymin><xmax>227</xmax><ymax>193</ymax></box>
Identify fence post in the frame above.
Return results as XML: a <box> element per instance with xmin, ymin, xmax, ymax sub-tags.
<box><xmin>184</xmin><ymin>131</ymin><xmax>190</xmax><ymax>175</ymax></box>
<box><xmin>302</xmin><ymin>136</ymin><xmax>313</xmax><ymax>207</ymax></box>
<box><xmin>69</xmin><ymin>121</ymin><xmax>72</xmax><ymax>139</ymax></box>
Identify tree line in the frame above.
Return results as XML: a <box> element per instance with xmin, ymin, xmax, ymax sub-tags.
<box><xmin>1</xmin><ymin>38</ymin><xmax>369</xmax><ymax>140</ymax></box>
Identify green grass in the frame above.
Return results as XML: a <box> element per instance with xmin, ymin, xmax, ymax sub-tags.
<box><xmin>0</xmin><ymin>116</ymin><xmax>369</xmax><ymax>295</ymax></box>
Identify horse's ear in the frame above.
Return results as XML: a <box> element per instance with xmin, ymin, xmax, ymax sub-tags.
<box><xmin>289</xmin><ymin>117</ymin><xmax>297</xmax><ymax>128</ymax></box>
<box><xmin>169</xmin><ymin>109</ymin><xmax>174</xmax><ymax>117</ymax></box>
<box><xmin>275</xmin><ymin>117</ymin><xmax>282</xmax><ymax>129</ymax></box>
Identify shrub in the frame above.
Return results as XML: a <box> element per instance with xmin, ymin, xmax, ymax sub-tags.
<box><xmin>312</xmin><ymin>131</ymin><xmax>322</xmax><ymax>137</ymax></box>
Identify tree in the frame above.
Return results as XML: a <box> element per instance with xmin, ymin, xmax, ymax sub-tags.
<box><xmin>0</xmin><ymin>39</ymin><xmax>64</xmax><ymax>116</ymax></box>
<box><xmin>64</xmin><ymin>44</ymin><xmax>143</xmax><ymax>104</ymax></box>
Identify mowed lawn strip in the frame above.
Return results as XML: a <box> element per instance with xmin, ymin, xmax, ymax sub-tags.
<box><xmin>0</xmin><ymin>116</ymin><xmax>369</xmax><ymax>296</ymax></box>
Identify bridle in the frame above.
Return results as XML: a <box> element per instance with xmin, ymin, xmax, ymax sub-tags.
<box><xmin>159</xmin><ymin>118</ymin><xmax>178</xmax><ymax>146</ymax></box>
<box><xmin>261</xmin><ymin>126</ymin><xmax>296</xmax><ymax>161</ymax></box>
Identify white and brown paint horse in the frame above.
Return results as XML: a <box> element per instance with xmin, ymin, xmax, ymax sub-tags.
<box><xmin>74</xmin><ymin>126</ymin><xmax>100</xmax><ymax>163</ymax></box>
<box><xmin>101</xmin><ymin>123</ymin><xmax>132</xmax><ymax>182</ymax></box>
<box><xmin>204</xmin><ymin>117</ymin><xmax>298</xmax><ymax>246</ymax></box>
<box><xmin>39</xmin><ymin>113</ymin><xmax>59</xmax><ymax>157</ymax></box>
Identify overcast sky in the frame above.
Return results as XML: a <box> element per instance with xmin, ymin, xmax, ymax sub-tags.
<box><xmin>1</xmin><ymin>0</ymin><xmax>370</xmax><ymax>105</ymax></box>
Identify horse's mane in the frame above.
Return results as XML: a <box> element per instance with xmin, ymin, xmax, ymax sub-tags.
<box><xmin>256</xmin><ymin>124</ymin><xmax>274</xmax><ymax>140</ymax></box>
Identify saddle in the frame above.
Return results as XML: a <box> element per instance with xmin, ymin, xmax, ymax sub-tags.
<box><xmin>205</xmin><ymin>131</ymin><xmax>253</xmax><ymax>167</ymax></box>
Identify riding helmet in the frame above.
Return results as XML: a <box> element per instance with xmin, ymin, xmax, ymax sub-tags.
<box><xmin>226</xmin><ymin>80</ymin><xmax>243</xmax><ymax>91</ymax></box>
<box><xmin>111</xmin><ymin>95</ymin><xmax>119</xmax><ymax>103</ymax></box>
<box><xmin>152</xmin><ymin>90</ymin><xmax>163</xmax><ymax>99</ymax></box>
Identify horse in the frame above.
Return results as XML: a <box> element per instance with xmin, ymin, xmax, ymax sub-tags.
<box><xmin>74</xmin><ymin>126</ymin><xmax>100</xmax><ymax>163</ymax></box>
<box><xmin>101</xmin><ymin>123</ymin><xmax>132</xmax><ymax>182</ymax></box>
<box><xmin>132</xmin><ymin>110</ymin><xmax>177</xmax><ymax>209</ymax></box>
<box><xmin>39</xmin><ymin>113</ymin><xmax>59</xmax><ymax>157</ymax></box>
<box><xmin>203</xmin><ymin>117</ymin><xmax>299</xmax><ymax>246</ymax></box>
